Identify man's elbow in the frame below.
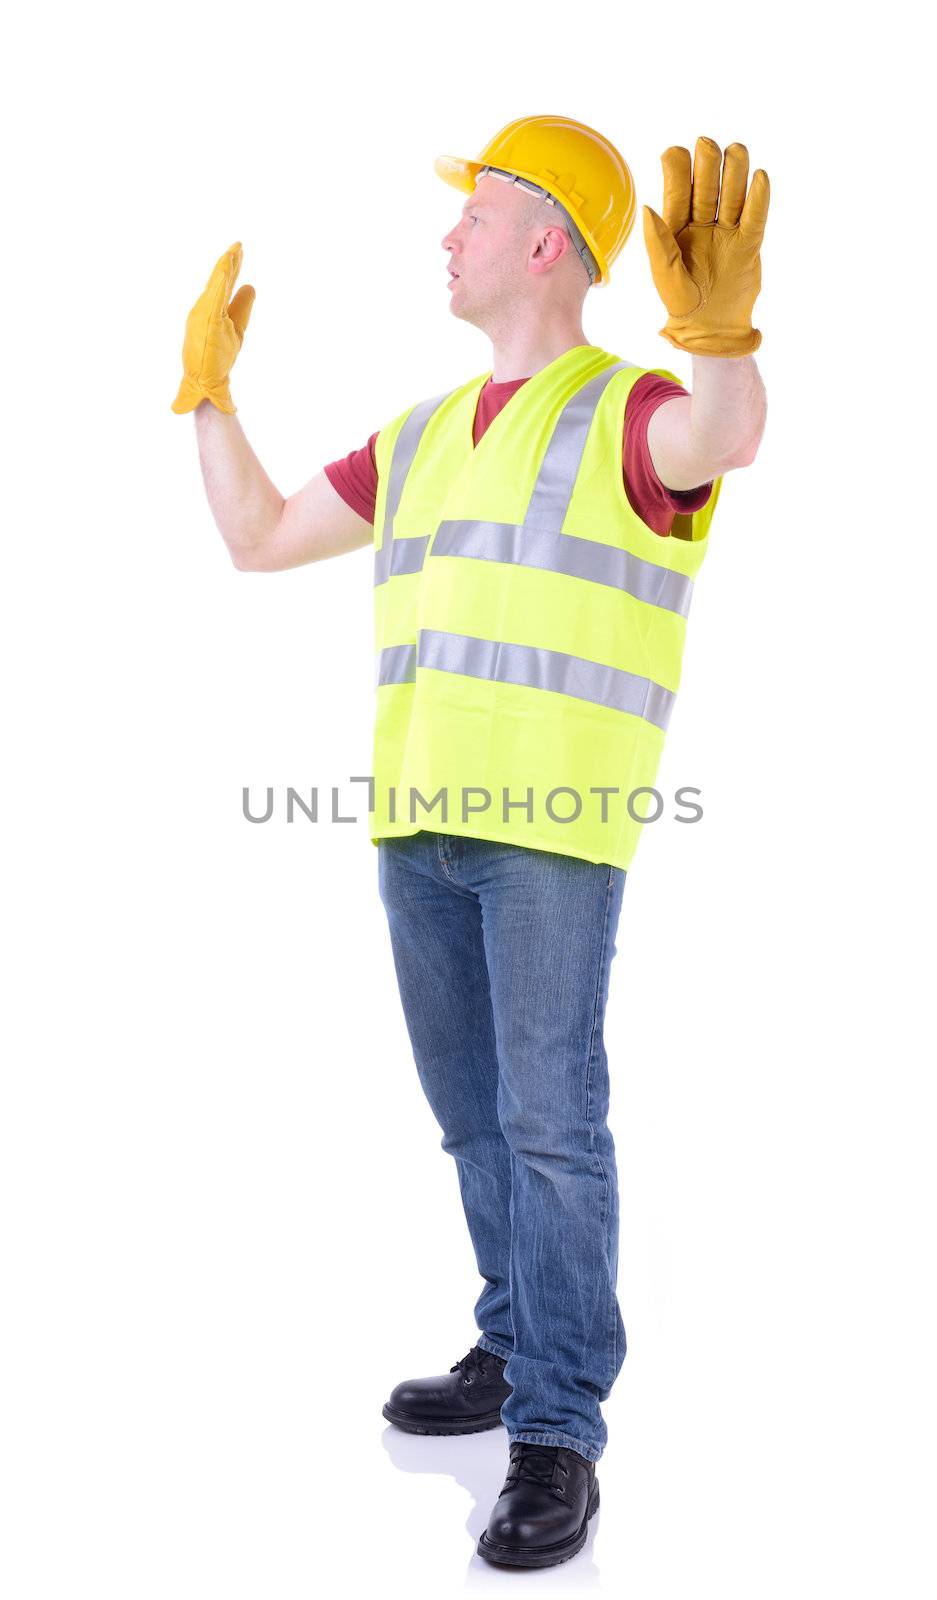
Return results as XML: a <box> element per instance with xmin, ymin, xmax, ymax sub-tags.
<box><xmin>725</xmin><ymin>438</ymin><xmax>760</xmax><ymax>471</ymax></box>
<box><xmin>230</xmin><ymin>545</ymin><xmax>258</xmax><ymax>571</ymax></box>
<box><xmin>229</xmin><ymin>529</ymin><xmax>278</xmax><ymax>571</ymax></box>
<box><xmin>722</xmin><ymin>418</ymin><xmax>767</xmax><ymax>472</ymax></box>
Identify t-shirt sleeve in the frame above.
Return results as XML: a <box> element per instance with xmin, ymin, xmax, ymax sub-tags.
<box><xmin>623</xmin><ymin>373</ymin><xmax>714</xmax><ymax>537</ymax></box>
<box><xmin>324</xmin><ymin>431</ymin><xmax>380</xmax><ymax>525</ymax></box>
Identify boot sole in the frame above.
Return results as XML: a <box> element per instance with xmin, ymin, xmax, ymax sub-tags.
<box><xmin>476</xmin><ymin>1477</ymin><xmax>600</xmax><ymax>1568</ymax></box>
<box><xmin>381</xmin><ymin>1401</ymin><xmax>505</xmax><ymax>1435</ymax></box>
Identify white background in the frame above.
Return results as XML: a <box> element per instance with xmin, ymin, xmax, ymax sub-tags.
<box><xmin>2</xmin><ymin>2</ymin><xmax>934</xmax><ymax>1595</ymax></box>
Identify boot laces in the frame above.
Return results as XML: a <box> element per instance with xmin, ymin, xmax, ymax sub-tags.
<box><xmin>450</xmin><ymin>1346</ymin><xmax>497</xmax><ymax>1382</ymax></box>
<box><xmin>509</xmin><ymin>1443</ymin><xmax>569</xmax><ymax>1487</ymax></box>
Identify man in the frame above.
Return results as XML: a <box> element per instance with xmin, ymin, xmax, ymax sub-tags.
<box><xmin>171</xmin><ymin>115</ymin><xmax>769</xmax><ymax>1569</ymax></box>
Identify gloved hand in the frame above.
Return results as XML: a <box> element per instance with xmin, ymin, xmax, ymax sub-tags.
<box><xmin>643</xmin><ymin>137</ymin><xmax>769</xmax><ymax>357</ymax></box>
<box><xmin>171</xmin><ymin>241</ymin><xmax>255</xmax><ymax>414</ymax></box>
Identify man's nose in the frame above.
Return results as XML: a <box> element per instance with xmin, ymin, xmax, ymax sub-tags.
<box><xmin>441</xmin><ymin>218</ymin><xmax>464</xmax><ymax>252</ymax></box>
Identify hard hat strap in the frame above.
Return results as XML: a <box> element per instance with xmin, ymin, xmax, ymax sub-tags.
<box><xmin>477</xmin><ymin>164</ymin><xmax>598</xmax><ymax>284</ymax></box>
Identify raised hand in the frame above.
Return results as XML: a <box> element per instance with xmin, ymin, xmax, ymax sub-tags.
<box><xmin>642</xmin><ymin>137</ymin><xmax>769</xmax><ymax>357</ymax></box>
<box><xmin>171</xmin><ymin>242</ymin><xmax>256</xmax><ymax>415</ymax></box>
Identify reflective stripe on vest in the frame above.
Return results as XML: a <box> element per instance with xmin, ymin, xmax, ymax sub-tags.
<box><xmin>373</xmin><ymin>387</ymin><xmax>457</xmax><ymax>587</ymax></box>
<box><xmin>376</xmin><ymin>628</ymin><xmax>675</xmax><ymax>732</ymax></box>
<box><xmin>374</xmin><ymin>358</ymin><xmax>686</xmax><ymax>732</ymax></box>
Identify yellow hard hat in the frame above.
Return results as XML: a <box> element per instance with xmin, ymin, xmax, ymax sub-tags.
<box><xmin>434</xmin><ymin>114</ymin><xmax>636</xmax><ymax>286</ymax></box>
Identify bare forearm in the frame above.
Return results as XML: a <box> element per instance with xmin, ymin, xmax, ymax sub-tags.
<box><xmin>688</xmin><ymin>353</ymin><xmax>767</xmax><ymax>467</ymax></box>
<box><xmin>193</xmin><ymin>401</ymin><xmax>285</xmax><ymax>566</ymax></box>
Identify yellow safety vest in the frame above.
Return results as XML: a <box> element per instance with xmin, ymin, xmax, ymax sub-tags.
<box><xmin>370</xmin><ymin>342</ymin><xmax>721</xmax><ymax>870</ymax></box>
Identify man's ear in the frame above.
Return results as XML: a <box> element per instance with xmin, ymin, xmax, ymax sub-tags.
<box><xmin>529</xmin><ymin>225</ymin><xmax>570</xmax><ymax>275</ymax></box>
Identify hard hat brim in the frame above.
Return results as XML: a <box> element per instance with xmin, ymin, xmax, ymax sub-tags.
<box><xmin>434</xmin><ymin>154</ymin><xmax>482</xmax><ymax>192</ymax></box>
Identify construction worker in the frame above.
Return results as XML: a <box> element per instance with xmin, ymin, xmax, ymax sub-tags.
<box><xmin>172</xmin><ymin>116</ymin><xmax>769</xmax><ymax>1570</ymax></box>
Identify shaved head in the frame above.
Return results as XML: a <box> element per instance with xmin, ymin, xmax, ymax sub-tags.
<box><xmin>512</xmin><ymin>185</ymin><xmax>563</xmax><ymax>235</ymax></box>
<box><xmin>493</xmin><ymin>180</ymin><xmax>591</xmax><ymax>294</ymax></box>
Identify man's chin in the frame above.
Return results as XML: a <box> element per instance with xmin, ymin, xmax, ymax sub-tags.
<box><xmin>447</xmin><ymin>291</ymin><xmax>479</xmax><ymax>327</ymax></box>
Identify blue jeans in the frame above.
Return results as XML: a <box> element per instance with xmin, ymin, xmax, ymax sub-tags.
<box><xmin>377</xmin><ymin>829</ymin><xmax>628</xmax><ymax>1462</ymax></box>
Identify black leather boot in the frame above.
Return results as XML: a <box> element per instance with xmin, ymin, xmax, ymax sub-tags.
<box><xmin>382</xmin><ymin>1344</ymin><xmax>512</xmax><ymax>1435</ymax></box>
<box><xmin>477</xmin><ymin>1442</ymin><xmax>600</xmax><ymax>1567</ymax></box>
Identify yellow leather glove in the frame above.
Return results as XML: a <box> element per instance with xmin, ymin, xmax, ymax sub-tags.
<box><xmin>171</xmin><ymin>242</ymin><xmax>255</xmax><ymax>414</ymax></box>
<box><xmin>643</xmin><ymin>137</ymin><xmax>769</xmax><ymax>357</ymax></box>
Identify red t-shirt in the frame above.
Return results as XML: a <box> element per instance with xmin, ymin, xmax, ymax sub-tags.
<box><xmin>324</xmin><ymin>371</ymin><xmax>713</xmax><ymax>537</ymax></box>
